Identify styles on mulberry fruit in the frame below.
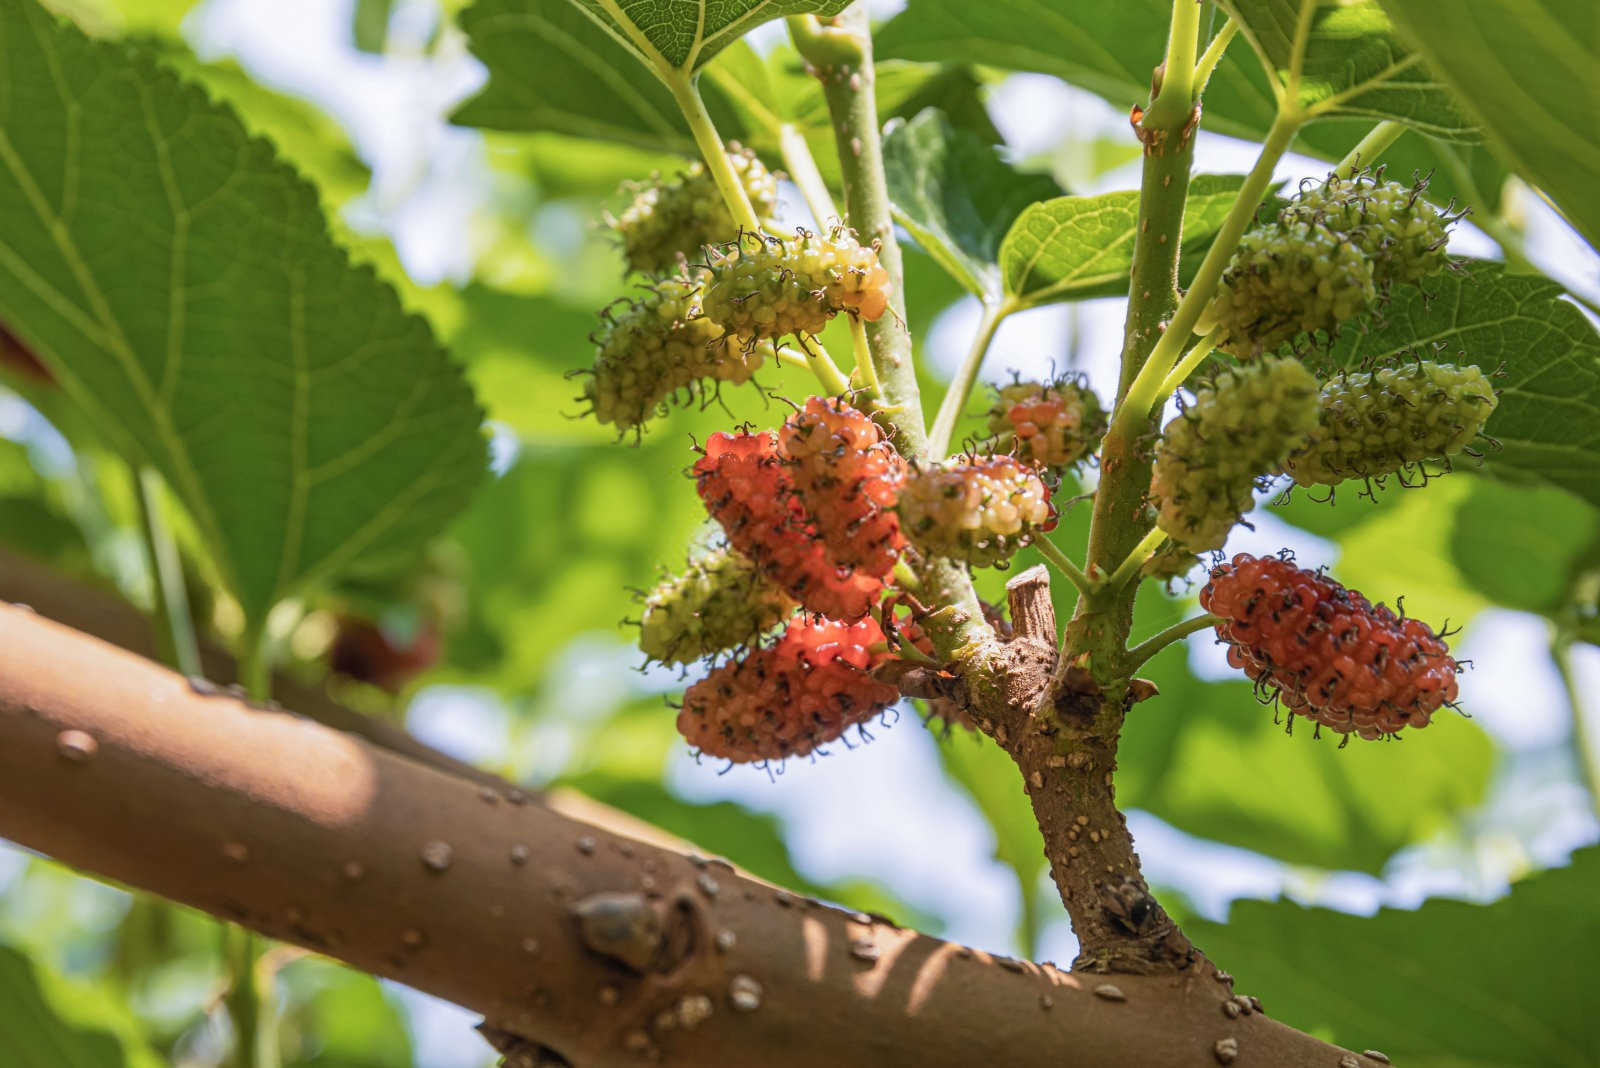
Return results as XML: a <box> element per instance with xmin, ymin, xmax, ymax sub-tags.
<box><xmin>985</xmin><ymin>377</ymin><xmax>1107</xmax><ymax>472</ymax></box>
<box><xmin>1150</xmin><ymin>356</ymin><xmax>1320</xmax><ymax>553</ymax></box>
<box><xmin>1200</xmin><ymin>553</ymin><xmax>1460</xmax><ymax>739</ymax></box>
<box><xmin>638</xmin><ymin>548</ymin><xmax>796</xmax><ymax>666</ymax></box>
<box><xmin>779</xmin><ymin>397</ymin><xmax>907</xmax><ymax>580</ymax></box>
<box><xmin>677</xmin><ymin>616</ymin><xmax>902</xmax><ymax>762</ymax></box>
<box><xmin>700</xmin><ymin>227</ymin><xmax>892</xmax><ymax>343</ymax></box>
<box><xmin>897</xmin><ymin>455</ymin><xmax>1055</xmax><ymax>567</ymax></box>
<box><xmin>1196</xmin><ymin>220</ymin><xmax>1376</xmax><ymax>356</ymax></box>
<box><xmin>694</xmin><ymin>430</ymin><xmax>882</xmax><ymax>621</ymax></box>
<box><xmin>1281</xmin><ymin>173</ymin><xmax>1452</xmax><ymax>289</ymax></box>
<box><xmin>581</xmin><ymin>274</ymin><xmax>771</xmax><ymax>435</ymax></box>
<box><xmin>1283</xmin><ymin>359</ymin><xmax>1497</xmax><ymax>488</ymax></box>
<box><xmin>611</xmin><ymin>145</ymin><xmax>778</xmax><ymax>274</ymax></box>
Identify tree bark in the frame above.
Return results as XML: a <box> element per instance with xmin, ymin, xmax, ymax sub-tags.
<box><xmin>0</xmin><ymin>602</ymin><xmax>1367</xmax><ymax>1065</ymax></box>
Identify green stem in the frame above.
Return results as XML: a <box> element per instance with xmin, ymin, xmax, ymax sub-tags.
<box><xmin>1126</xmin><ymin>613</ymin><xmax>1219</xmax><ymax>669</ymax></box>
<box><xmin>848</xmin><ymin>315</ymin><xmax>882</xmax><ymax>397</ymax></box>
<box><xmin>1192</xmin><ymin>17</ymin><xmax>1238</xmax><ymax>94</ymax></box>
<box><xmin>1552</xmin><ymin>633</ymin><xmax>1600</xmax><ymax>820</ymax></box>
<box><xmin>1155</xmin><ymin>331</ymin><xmax>1220</xmax><ymax>398</ymax></box>
<box><xmin>1334</xmin><ymin>120</ymin><xmax>1405</xmax><ymax>178</ymax></box>
<box><xmin>665</xmin><ymin>71</ymin><xmax>760</xmax><ymax>232</ymax></box>
<box><xmin>134</xmin><ymin>466</ymin><xmax>201</xmax><ymax>678</ymax></box>
<box><xmin>1145</xmin><ymin>0</ymin><xmax>1202</xmax><ymax>129</ymax></box>
<box><xmin>799</xmin><ymin>4</ymin><xmax>924</xmax><ymax>451</ymax></box>
<box><xmin>778</xmin><ymin>122</ymin><xmax>838</xmax><ymax>224</ymax></box>
<box><xmin>1031</xmin><ymin>536</ymin><xmax>1093</xmax><ymax>597</ymax></box>
<box><xmin>1104</xmin><ymin>527</ymin><xmax>1167</xmax><ymax>590</ymax></box>
<box><xmin>928</xmin><ymin>298</ymin><xmax>1011</xmax><ymax>459</ymax></box>
<box><xmin>796</xmin><ymin>335</ymin><xmax>853</xmax><ymax>397</ymax></box>
<box><xmin>1111</xmin><ymin>107</ymin><xmax>1302</xmax><ymax>438</ymax></box>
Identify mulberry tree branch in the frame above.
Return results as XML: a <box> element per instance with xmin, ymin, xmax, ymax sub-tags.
<box><xmin>0</xmin><ymin>602</ymin><xmax>1361</xmax><ymax>1067</ymax></box>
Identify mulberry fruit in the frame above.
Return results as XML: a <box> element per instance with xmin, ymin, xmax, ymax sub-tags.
<box><xmin>701</xmin><ymin>228</ymin><xmax>891</xmax><ymax>342</ymax></box>
<box><xmin>1283</xmin><ymin>360</ymin><xmax>1496</xmax><ymax>487</ymax></box>
<box><xmin>985</xmin><ymin>377</ymin><xmax>1107</xmax><ymax>471</ymax></box>
<box><xmin>694</xmin><ymin>430</ymin><xmax>883</xmax><ymax>621</ymax></box>
<box><xmin>1200</xmin><ymin>553</ymin><xmax>1460</xmax><ymax>739</ymax></box>
<box><xmin>779</xmin><ymin>397</ymin><xmax>907</xmax><ymax>579</ymax></box>
<box><xmin>1281</xmin><ymin>173</ymin><xmax>1451</xmax><ymax>289</ymax></box>
<box><xmin>897</xmin><ymin>455</ymin><xmax>1055</xmax><ymax>567</ymax></box>
<box><xmin>677</xmin><ymin>616</ymin><xmax>902</xmax><ymax>763</ymax></box>
<box><xmin>1197</xmin><ymin>221</ymin><xmax>1376</xmax><ymax>356</ymax></box>
<box><xmin>638</xmin><ymin>548</ymin><xmax>796</xmax><ymax>666</ymax></box>
<box><xmin>1150</xmin><ymin>357</ymin><xmax>1319</xmax><ymax>553</ymax></box>
<box><xmin>581</xmin><ymin>275</ymin><xmax>771</xmax><ymax>434</ymax></box>
<box><xmin>611</xmin><ymin>145</ymin><xmax>779</xmax><ymax>274</ymax></box>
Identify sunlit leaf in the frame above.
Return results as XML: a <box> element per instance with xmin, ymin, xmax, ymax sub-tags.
<box><xmin>883</xmin><ymin>109</ymin><xmax>1062</xmax><ymax>300</ymax></box>
<box><xmin>1189</xmin><ymin>847</ymin><xmax>1600</xmax><ymax>1067</ymax></box>
<box><xmin>1378</xmin><ymin>0</ymin><xmax>1600</xmax><ymax>249</ymax></box>
<box><xmin>1325</xmin><ymin>263</ymin><xmax>1600</xmax><ymax>510</ymax></box>
<box><xmin>0</xmin><ymin>0</ymin><xmax>488</xmax><ymax>623</ymax></box>
<box><xmin>565</xmin><ymin>0</ymin><xmax>851</xmax><ymax>73</ymax></box>
<box><xmin>999</xmin><ymin>176</ymin><xmax>1246</xmax><ymax>306</ymax></box>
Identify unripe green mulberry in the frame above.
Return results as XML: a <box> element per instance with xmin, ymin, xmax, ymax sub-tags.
<box><xmin>611</xmin><ymin>145</ymin><xmax>779</xmax><ymax>274</ymax></box>
<box><xmin>1282</xmin><ymin>174</ymin><xmax>1451</xmax><ymax>288</ymax></box>
<box><xmin>580</xmin><ymin>274</ymin><xmax>771</xmax><ymax>435</ymax></box>
<box><xmin>1283</xmin><ymin>360</ymin><xmax>1497</xmax><ymax>487</ymax></box>
<box><xmin>985</xmin><ymin>377</ymin><xmax>1107</xmax><ymax>471</ymax></box>
<box><xmin>701</xmin><ymin>228</ymin><xmax>891</xmax><ymax>343</ymax></box>
<box><xmin>1151</xmin><ymin>357</ymin><xmax>1320</xmax><ymax>552</ymax></box>
<box><xmin>1196</xmin><ymin>221</ymin><xmax>1376</xmax><ymax>356</ymax></box>
<box><xmin>897</xmin><ymin>456</ymin><xmax>1055</xmax><ymax>567</ymax></box>
<box><xmin>638</xmin><ymin>548</ymin><xmax>796</xmax><ymax>666</ymax></box>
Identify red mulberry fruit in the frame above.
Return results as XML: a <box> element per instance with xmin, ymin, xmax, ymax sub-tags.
<box><xmin>581</xmin><ymin>274</ymin><xmax>771</xmax><ymax>435</ymax></box>
<box><xmin>677</xmin><ymin>616</ymin><xmax>902</xmax><ymax>762</ymax></box>
<box><xmin>1199</xmin><ymin>553</ymin><xmax>1460</xmax><ymax>739</ymax></box>
<box><xmin>638</xmin><ymin>548</ymin><xmax>796</xmax><ymax>666</ymax></box>
<box><xmin>1150</xmin><ymin>357</ymin><xmax>1320</xmax><ymax>553</ymax></box>
<box><xmin>694</xmin><ymin>430</ymin><xmax>883</xmax><ymax>621</ymax></box>
<box><xmin>1283</xmin><ymin>359</ymin><xmax>1496</xmax><ymax>488</ymax></box>
<box><xmin>701</xmin><ymin>227</ymin><xmax>891</xmax><ymax>342</ymax></box>
<box><xmin>897</xmin><ymin>455</ymin><xmax>1055</xmax><ymax>567</ymax></box>
<box><xmin>779</xmin><ymin>397</ymin><xmax>907</xmax><ymax>579</ymax></box>
<box><xmin>610</xmin><ymin>144</ymin><xmax>779</xmax><ymax>274</ymax></box>
<box><xmin>985</xmin><ymin>377</ymin><xmax>1107</xmax><ymax>471</ymax></box>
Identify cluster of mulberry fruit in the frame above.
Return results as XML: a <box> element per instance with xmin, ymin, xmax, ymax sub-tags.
<box><xmin>638</xmin><ymin>548</ymin><xmax>796</xmax><ymax>667</ymax></box>
<box><xmin>1198</xmin><ymin>174</ymin><xmax>1452</xmax><ymax>356</ymax></box>
<box><xmin>1283</xmin><ymin>359</ymin><xmax>1497</xmax><ymax>488</ymax></box>
<box><xmin>677</xmin><ymin>616</ymin><xmax>902</xmax><ymax>763</ymax></box>
<box><xmin>701</xmin><ymin>228</ymin><xmax>892</xmax><ymax>342</ymax></box>
<box><xmin>610</xmin><ymin>145</ymin><xmax>779</xmax><ymax>274</ymax></box>
<box><xmin>1150</xmin><ymin>357</ymin><xmax>1320</xmax><ymax>553</ymax></box>
<box><xmin>694</xmin><ymin>429</ymin><xmax>884</xmax><ymax>622</ymax></box>
<box><xmin>897</xmin><ymin>455</ymin><xmax>1055</xmax><ymax>567</ymax></box>
<box><xmin>580</xmin><ymin>275</ymin><xmax>770</xmax><ymax>434</ymax></box>
<box><xmin>779</xmin><ymin>397</ymin><xmax>907</xmax><ymax>580</ymax></box>
<box><xmin>1200</xmin><ymin>553</ymin><xmax>1460</xmax><ymax>739</ymax></box>
<box><xmin>985</xmin><ymin>377</ymin><xmax>1106</xmax><ymax>473</ymax></box>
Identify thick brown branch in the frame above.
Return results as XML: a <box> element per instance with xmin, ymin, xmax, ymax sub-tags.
<box><xmin>0</xmin><ymin>545</ymin><xmax>501</xmax><ymax>789</ymax></box>
<box><xmin>0</xmin><ymin>604</ymin><xmax>1361</xmax><ymax>1065</ymax></box>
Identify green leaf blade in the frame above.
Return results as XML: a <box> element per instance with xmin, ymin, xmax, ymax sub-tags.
<box><xmin>999</xmin><ymin>176</ymin><xmax>1247</xmax><ymax>307</ymax></box>
<box><xmin>1324</xmin><ymin>263</ymin><xmax>1600</xmax><ymax>510</ymax></box>
<box><xmin>883</xmin><ymin>108</ymin><xmax>1062</xmax><ymax>300</ymax></box>
<box><xmin>0</xmin><ymin>0</ymin><xmax>488</xmax><ymax>622</ymax></box>
<box><xmin>1189</xmin><ymin>848</ymin><xmax>1600</xmax><ymax>1066</ymax></box>
<box><xmin>1377</xmin><ymin>0</ymin><xmax>1600</xmax><ymax>249</ymax></box>
<box><xmin>567</xmin><ymin>0</ymin><xmax>851</xmax><ymax>72</ymax></box>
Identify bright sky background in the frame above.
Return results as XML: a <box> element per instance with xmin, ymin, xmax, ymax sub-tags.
<box><xmin>3</xmin><ymin>1</ymin><xmax>1598</xmax><ymax>1064</ymax></box>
